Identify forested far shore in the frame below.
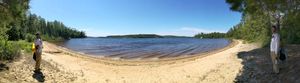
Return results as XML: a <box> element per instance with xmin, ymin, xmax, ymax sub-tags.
<box><xmin>106</xmin><ymin>34</ymin><xmax>191</xmax><ymax>38</ymax></box>
<box><xmin>194</xmin><ymin>32</ymin><xmax>226</xmax><ymax>39</ymax></box>
<box><xmin>107</xmin><ymin>34</ymin><xmax>163</xmax><ymax>38</ymax></box>
<box><xmin>0</xmin><ymin>0</ymin><xmax>86</xmax><ymax>61</ymax></box>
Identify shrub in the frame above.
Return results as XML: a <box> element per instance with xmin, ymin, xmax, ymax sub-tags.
<box><xmin>0</xmin><ymin>40</ymin><xmax>21</xmax><ymax>61</ymax></box>
<box><xmin>25</xmin><ymin>33</ymin><xmax>35</xmax><ymax>42</ymax></box>
<box><xmin>16</xmin><ymin>40</ymin><xmax>32</xmax><ymax>53</ymax></box>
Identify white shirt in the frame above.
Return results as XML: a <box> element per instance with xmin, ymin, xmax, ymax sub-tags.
<box><xmin>270</xmin><ymin>33</ymin><xmax>280</xmax><ymax>54</ymax></box>
<box><xmin>34</xmin><ymin>38</ymin><xmax>43</xmax><ymax>53</ymax></box>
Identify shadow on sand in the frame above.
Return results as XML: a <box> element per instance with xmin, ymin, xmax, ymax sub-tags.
<box><xmin>0</xmin><ymin>63</ymin><xmax>9</xmax><ymax>71</ymax></box>
<box><xmin>32</xmin><ymin>70</ymin><xmax>45</xmax><ymax>82</ymax></box>
<box><xmin>235</xmin><ymin>45</ymin><xmax>300</xmax><ymax>83</ymax></box>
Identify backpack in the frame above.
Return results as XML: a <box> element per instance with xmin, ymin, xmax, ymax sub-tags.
<box><xmin>279</xmin><ymin>48</ymin><xmax>287</xmax><ymax>61</ymax></box>
<box><xmin>32</xmin><ymin>43</ymin><xmax>36</xmax><ymax>61</ymax></box>
<box><xmin>32</xmin><ymin>43</ymin><xmax>36</xmax><ymax>53</ymax></box>
<box><xmin>33</xmin><ymin>52</ymin><xmax>36</xmax><ymax>61</ymax></box>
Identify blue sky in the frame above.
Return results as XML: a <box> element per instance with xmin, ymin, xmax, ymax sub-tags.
<box><xmin>29</xmin><ymin>0</ymin><xmax>241</xmax><ymax>37</ymax></box>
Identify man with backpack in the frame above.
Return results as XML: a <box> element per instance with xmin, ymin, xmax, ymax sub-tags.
<box><xmin>33</xmin><ymin>32</ymin><xmax>43</xmax><ymax>71</ymax></box>
<box><xmin>270</xmin><ymin>26</ymin><xmax>280</xmax><ymax>74</ymax></box>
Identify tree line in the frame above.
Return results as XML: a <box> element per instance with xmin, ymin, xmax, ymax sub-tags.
<box><xmin>194</xmin><ymin>32</ymin><xmax>226</xmax><ymax>39</ymax></box>
<box><xmin>194</xmin><ymin>0</ymin><xmax>300</xmax><ymax>46</ymax></box>
<box><xmin>0</xmin><ymin>0</ymin><xmax>86</xmax><ymax>60</ymax></box>
<box><xmin>225</xmin><ymin>0</ymin><xmax>300</xmax><ymax>46</ymax></box>
<box><xmin>107</xmin><ymin>34</ymin><xmax>163</xmax><ymax>38</ymax></box>
<box><xmin>18</xmin><ymin>14</ymin><xmax>86</xmax><ymax>42</ymax></box>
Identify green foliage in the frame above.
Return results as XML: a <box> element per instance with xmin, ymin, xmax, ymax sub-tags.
<box><xmin>7</xmin><ymin>24</ymin><xmax>22</xmax><ymax>41</ymax></box>
<box><xmin>0</xmin><ymin>0</ymin><xmax>86</xmax><ymax>61</ymax></box>
<box><xmin>280</xmin><ymin>12</ymin><xmax>300</xmax><ymax>44</ymax></box>
<box><xmin>0</xmin><ymin>40</ymin><xmax>32</xmax><ymax>60</ymax></box>
<box><xmin>0</xmin><ymin>0</ymin><xmax>30</xmax><ymax>40</ymax></box>
<box><xmin>15</xmin><ymin>40</ymin><xmax>31</xmax><ymax>53</ymax></box>
<box><xmin>25</xmin><ymin>33</ymin><xmax>35</xmax><ymax>42</ymax></box>
<box><xmin>0</xmin><ymin>0</ymin><xmax>30</xmax><ymax>60</ymax></box>
<box><xmin>22</xmin><ymin>14</ymin><xmax>87</xmax><ymax>41</ymax></box>
<box><xmin>194</xmin><ymin>32</ymin><xmax>226</xmax><ymax>38</ymax></box>
<box><xmin>1</xmin><ymin>1</ymin><xmax>86</xmax><ymax>41</ymax></box>
<box><xmin>162</xmin><ymin>35</ymin><xmax>190</xmax><ymax>38</ymax></box>
<box><xmin>226</xmin><ymin>0</ymin><xmax>300</xmax><ymax>46</ymax></box>
<box><xmin>226</xmin><ymin>0</ymin><xmax>244</xmax><ymax>12</ymax></box>
<box><xmin>226</xmin><ymin>14</ymin><xmax>271</xmax><ymax>44</ymax></box>
<box><xmin>107</xmin><ymin>34</ymin><xmax>163</xmax><ymax>38</ymax></box>
<box><xmin>41</xmin><ymin>35</ymin><xmax>65</xmax><ymax>42</ymax></box>
<box><xmin>0</xmin><ymin>40</ymin><xmax>21</xmax><ymax>60</ymax></box>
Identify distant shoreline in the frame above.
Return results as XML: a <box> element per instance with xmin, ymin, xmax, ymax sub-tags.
<box><xmin>87</xmin><ymin>34</ymin><xmax>193</xmax><ymax>38</ymax></box>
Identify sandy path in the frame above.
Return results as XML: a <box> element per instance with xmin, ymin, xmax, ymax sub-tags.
<box><xmin>38</xmin><ymin>40</ymin><xmax>258</xmax><ymax>83</ymax></box>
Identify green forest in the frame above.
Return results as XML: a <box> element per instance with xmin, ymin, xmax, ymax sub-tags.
<box><xmin>0</xmin><ymin>0</ymin><xmax>86</xmax><ymax>60</ymax></box>
<box><xmin>225</xmin><ymin>0</ymin><xmax>300</xmax><ymax>46</ymax></box>
<box><xmin>194</xmin><ymin>32</ymin><xmax>226</xmax><ymax>39</ymax></box>
<box><xmin>107</xmin><ymin>34</ymin><xmax>164</xmax><ymax>38</ymax></box>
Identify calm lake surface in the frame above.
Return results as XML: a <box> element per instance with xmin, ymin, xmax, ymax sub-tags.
<box><xmin>59</xmin><ymin>38</ymin><xmax>230</xmax><ymax>59</ymax></box>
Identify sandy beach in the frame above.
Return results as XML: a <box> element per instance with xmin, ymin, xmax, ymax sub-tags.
<box><xmin>0</xmin><ymin>40</ymin><xmax>263</xmax><ymax>83</ymax></box>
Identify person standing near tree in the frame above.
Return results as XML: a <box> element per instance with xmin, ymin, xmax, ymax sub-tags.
<box><xmin>270</xmin><ymin>25</ymin><xmax>280</xmax><ymax>74</ymax></box>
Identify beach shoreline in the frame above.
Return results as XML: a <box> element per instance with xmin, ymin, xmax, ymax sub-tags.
<box><xmin>1</xmin><ymin>40</ymin><xmax>260</xmax><ymax>83</ymax></box>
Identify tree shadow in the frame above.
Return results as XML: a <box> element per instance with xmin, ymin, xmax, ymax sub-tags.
<box><xmin>32</xmin><ymin>70</ymin><xmax>45</xmax><ymax>82</ymax></box>
<box><xmin>0</xmin><ymin>63</ymin><xmax>9</xmax><ymax>71</ymax></box>
<box><xmin>235</xmin><ymin>45</ymin><xmax>300</xmax><ymax>83</ymax></box>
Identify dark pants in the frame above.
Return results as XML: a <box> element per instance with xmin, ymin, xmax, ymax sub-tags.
<box><xmin>35</xmin><ymin>52</ymin><xmax>42</xmax><ymax>70</ymax></box>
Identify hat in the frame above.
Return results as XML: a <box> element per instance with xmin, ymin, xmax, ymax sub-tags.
<box><xmin>35</xmin><ymin>32</ymin><xmax>40</xmax><ymax>35</ymax></box>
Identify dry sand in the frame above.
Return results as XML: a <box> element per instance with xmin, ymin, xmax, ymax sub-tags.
<box><xmin>0</xmin><ymin>40</ymin><xmax>260</xmax><ymax>83</ymax></box>
<box><xmin>234</xmin><ymin>44</ymin><xmax>300</xmax><ymax>83</ymax></box>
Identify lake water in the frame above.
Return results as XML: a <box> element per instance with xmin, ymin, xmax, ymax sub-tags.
<box><xmin>59</xmin><ymin>38</ymin><xmax>230</xmax><ymax>59</ymax></box>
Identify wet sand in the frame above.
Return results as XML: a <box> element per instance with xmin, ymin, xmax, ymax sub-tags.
<box><xmin>0</xmin><ymin>40</ymin><xmax>261</xmax><ymax>83</ymax></box>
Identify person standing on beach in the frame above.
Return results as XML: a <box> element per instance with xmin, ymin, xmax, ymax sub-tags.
<box><xmin>34</xmin><ymin>32</ymin><xmax>43</xmax><ymax>71</ymax></box>
<box><xmin>270</xmin><ymin>25</ymin><xmax>280</xmax><ymax>73</ymax></box>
